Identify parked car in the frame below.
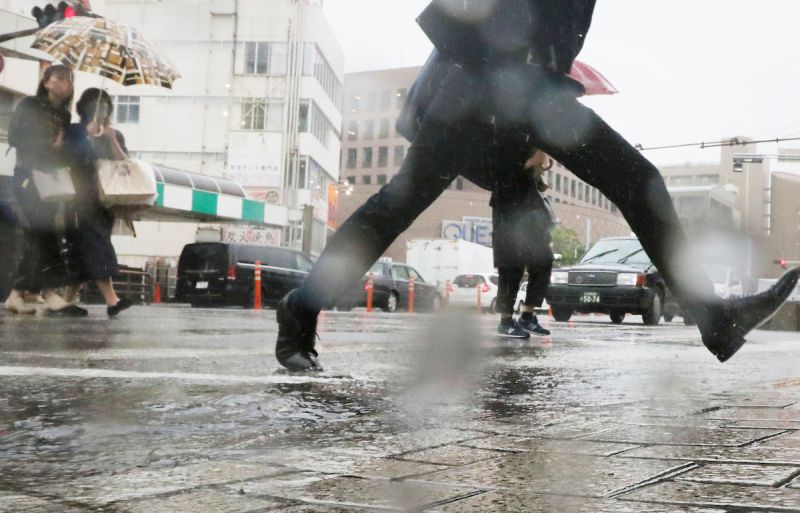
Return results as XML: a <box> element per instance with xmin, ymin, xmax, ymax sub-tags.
<box><xmin>546</xmin><ymin>237</ymin><xmax>680</xmax><ymax>325</ymax></box>
<box><xmin>703</xmin><ymin>265</ymin><xmax>744</xmax><ymax>299</ymax></box>
<box><xmin>514</xmin><ymin>281</ymin><xmax>550</xmax><ymax>313</ymax></box>
<box><xmin>176</xmin><ymin>243</ymin><xmax>314</xmax><ymax>308</ymax></box>
<box><xmin>335</xmin><ymin>260</ymin><xmax>442</xmax><ymax>313</ymax></box>
<box><xmin>447</xmin><ymin>272</ymin><xmax>500</xmax><ymax>313</ymax></box>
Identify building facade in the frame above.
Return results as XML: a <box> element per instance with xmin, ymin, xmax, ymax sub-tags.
<box><xmin>336</xmin><ymin>66</ymin><xmax>630</xmax><ymax>263</ymax></box>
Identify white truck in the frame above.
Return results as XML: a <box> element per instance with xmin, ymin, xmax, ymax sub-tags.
<box><xmin>406</xmin><ymin>238</ymin><xmax>495</xmax><ymax>288</ymax></box>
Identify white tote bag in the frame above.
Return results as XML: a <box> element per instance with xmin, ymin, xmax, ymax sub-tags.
<box><xmin>31</xmin><ymin>167</ymin><xmax>76</xmax><ymax>202</ymax></box>
<box><xmin>97</xmin><ymin>159</ymin><xmax>157</xmax><ymax>207</ymax></box>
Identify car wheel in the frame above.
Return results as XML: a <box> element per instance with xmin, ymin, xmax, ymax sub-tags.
<box><xmin>663</xmin><ymin>314</ymin><xmax>675</xmax><ymax>323</ymax></box>
<box><xmin>642</xmin><ymin>291</ymin><xmax>663</xmax><ymax>326</ymax></box>
<box><xmin>610</xmin><ymin>311</ymin><xmax>625</xmax><ymax>324</ymax></box>
<box><xmin>551</xmin><ymin>307</ymin><xmax>573</xmax><ymax>322</ymax></box>
<box><xmin>488</xmin><ymin>298</ymin><xmax>497</xmax><ymax>314</ymax></box>
<box><xmin>384</xmin><ymin>291</ymin><xmax>399</xmax><ymax>313</ymax></box>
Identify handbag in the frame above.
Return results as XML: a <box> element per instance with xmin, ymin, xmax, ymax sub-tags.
<box><xmin>97</xmin><ymin>158</ymin><xmax>158</xmax><ymax>208</ymax></box>
<box><xmin>31</xmin><ymin>167</ymin><xmax>76</xmax><ymax>202</ymax></box>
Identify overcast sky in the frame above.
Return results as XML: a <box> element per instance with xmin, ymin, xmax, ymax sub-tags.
<box><xmin>323</xmin><ymin>1</ymin><xmax>800</xmax><ymax>166</ymax></box>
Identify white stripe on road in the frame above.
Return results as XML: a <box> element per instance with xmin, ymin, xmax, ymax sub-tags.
<box><xmin>0</xmin><ymin>366</ymin><xmax>346</xmax><ymax>385</ymax></box>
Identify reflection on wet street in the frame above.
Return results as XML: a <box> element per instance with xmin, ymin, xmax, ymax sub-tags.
<box><xmin>1</xmin><ymin>305</ymin><xmax>799</xmax><ymax>512</ymax></box>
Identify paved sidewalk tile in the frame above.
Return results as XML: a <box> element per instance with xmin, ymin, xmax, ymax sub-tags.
<box><xmin>674</xmin><ymin>463</ymin><xmax>799</xmax><ymax>486</ymax></box>
<box><xmin>392</xmin><ymin>445</ymin><xmax>505</xmax><ymax>466</ymax></box>
<box><xmin>347</xmin><ymin>459</ymin><xmax>449</xmax><ymax>480</ymax></box>
<box><xmin>619</xmin><ymin>480</ymin><xmax>800</xmax><ymax>510</ymax></box>
<box><xmin>618</xmin><ymin>444</ymin><xmax>800</xmax><ymax>465</ymax></box>
<box><xmin>759</xmin><ymin>431</ymin><xmax>800</xmax><ymax>449</ymax></box>
<box><xmin>115</xmin><ymin>488</ymin><xmax>287</xmax><ymax>513</ymax></box>
<box><xmin>429</xmin><ymin>491</ymin><xmax>726</xmax><ymax>513</ymax></box>
<box><xmin>413</xmin><ymin>452</ymin><xmax>687</xmax><ymax>497</ymax></box>
<box><xmin>699</xmin><ymin>407</ymin><xmax>800</xmax><ymax>421</ymax></box>
<box><xmin>0</xmin><ymin>493</ymin><xmax>88</xmax><ymax>513</ymax></box>
<box><xmin>579</xmin><ymin>425</ymin><xmax>782</xmax><ymax>446</ymax></box>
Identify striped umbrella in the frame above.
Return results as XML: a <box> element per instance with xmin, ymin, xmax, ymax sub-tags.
<box><xmin>31</xmin><ymin>16</ymin><xmax>179</xmax><ymax>88</ymax></box>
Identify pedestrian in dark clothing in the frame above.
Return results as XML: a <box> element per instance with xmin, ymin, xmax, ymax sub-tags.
<box><xmin>493</xmin><ymin>148</ymin><xmax>554</xmax><ymax>338</ymax></box>
<box><xmin>4</xmin><ymin>64</ymin><xmax>87</xmax><ymax>316</ymax></box>
<box><xmin>274</xmin><ymin>0</ymin><xmax>800</xmax><ymax>371</ymax></box>
<box><xmin>63</xmin><ymin>88</ymin><xmax>132</xmax><ymax>318</ymax></box>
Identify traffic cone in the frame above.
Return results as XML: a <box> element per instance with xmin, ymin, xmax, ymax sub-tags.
<box><xmin>154</xmin><ymin>283</ymin><xmax>161</xmax><ymax>304</ymax></box>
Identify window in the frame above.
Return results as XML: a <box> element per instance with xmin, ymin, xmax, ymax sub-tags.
<box><xmin>347</xmin><ymin>120</ymin><xmax>358</xmax><ymax>141</ymax></box>
<box><xmin>298</xmin><ymin>101</ymin><xmax>309</xmax><ymax>132</ymax></box>
<box><xmin>243</xmin><ymin>42</ymin><xmax>287</xmax><ymax>75</ymax></box>
<box><xmin>115</xmin><ymin>95</ymin><xmax>140</xmax><ymax>124</ymax></box>
<box><xmin>408</xmin><ymin>267</ymin><xmax>424</xmax><ymax>283</ymax></box>
<box><xmin>241</xmin><ymin>98</ymin><xmax>283</xmax><ymax>131</ymax></box>
<box><xmin>379</xmin><ymin>119</ymin><xmax>390</xmax><ymax>139</ymax></box>
<box><xmin>584</xmin><ymin>184</ymin><xmax>590</xmax><ymax>202</ymax></box>
<box><xmin>571</xmin><ymin>180</ymin><xmax>576</xmax><ymax>198</ymax></box>
<box><xmin>362</xmin><ymin>92</ymin><xmax>376</xmax><ymax>111</ymax></box>
<box><xmin>377</xmin><ymin>146</ymin><xmax>389</xmax><ymax>167</ymax></box>
<box><xmin>363</xmin><ymin>120</ymin><xmax>374</xmax><ymax>140</ymax></box>
<box><xmin>555</xmin><ymin>174</ymin><xmax>562</xmax><ymax>193</ymax></box>
<box><xmin>346</xmin><ymin>176</ymin><xmax>356</xmax><ymax>185</ymax></box>
<box><xmin>392</xmin><ymin>265</ymin><xmax>410</xmax><ymax>281</ymax></box>
<box><xmin>578</xmin><ymin>183</ymin><xmax>584</xmax><ymax>201</ymax></box>
<box><xmin>362</xmin><ymin>147</ymin><xmax>373</xmax><ymax>168</ymax></box>
<box><xmin>380</xmin><ymin>90</ymin><xmax>391</xmax><ymax>110</ymax></box>
<box><xmin>396</xmin><ymin>88</ymin><xmax>407</xmax><ymax>109</ymax></box>
<box><xmin>349</xmin><ymin>93</ymin><xmax>360</xmax><ymax>112</ymax></box>
<box><xmin>456</xmin><ymin>177</ymin><xmax>464</xmax><ymax>190</ymax></box>
<box><xmin>362</xmin><ymin>175</ymin><xmax>372</xmax><ymax>185</ymax></box>
<box><xmin>377</xmin><ymin>174</ymin><xmax>387</xmax><ymax>185</ymax></box>
<box><xmin>346</xmin><ymin>148</ymin><xmax>357</xmax><ymax>169</ymax></box>
<box><xmin>299</xmin><ymin>99</ymin><xmax>340</xmax><ymax>149</ymax></box>
<box><xmin>394</xmin><ymin>145</ymin><xmax>405</xmax><ymax>166</ymax></box>
<box><xmin>302</xmin><ymin>43</ymin><xmax>343</xmax><ymax>110</ymax></box>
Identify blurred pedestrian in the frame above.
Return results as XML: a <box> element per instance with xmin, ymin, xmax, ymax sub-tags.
<box><xmin>63</xmin><ymin>88</ymin><xmax>132</xmax><ymax>318</ymax></box>
<box><xmin>493</xmin><ymin>148</ymin><xmax>554</xmax><ymax>338</ymax></box>
<box><xmin>4</xmin><ymin>64</ymin><xmax>87</xmax><ymax>316</ymax></box>
<box><xmin>273</xmin><ymin>0</ymin><xmax>800</xmax><ymax>371</ymax></box>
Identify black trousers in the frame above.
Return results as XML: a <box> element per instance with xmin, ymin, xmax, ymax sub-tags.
<box><xmin>293</xmin><ymin>62</ymin><xmax>713</xmax><ymax>317</ymax></box>
<box><xmin>495</xmin><ymin>260</ymin><xmax>554</xmax><ymax>316</ymax></box>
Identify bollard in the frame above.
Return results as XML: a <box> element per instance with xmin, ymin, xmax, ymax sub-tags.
<box><xmin>153</xmin><ymin>282</ymin><xmax>161</xmax><ymax>304</ymax></box>
<box><xmin>365</xmin><ymin>272</ymin><xmax>374</xmax><ymax>312</ymax></box>
<box><xmin>476</xmin><ymin>283</ymin><xmax>482</xmax><ymax>313</ymax></box>
<box><xmin>408</xmin><ymin>274</ymin><xmax>415</xmax><ymax>313</ymax></box>
<box><xmin>254</xmin><ymin>261</ymin><xmax>262</xmax><ymax>310</ymax></box>
<box><xmin>444</xmin><ymin>279</ymin><xmax>451</xmax><ymax>306</ymax></box>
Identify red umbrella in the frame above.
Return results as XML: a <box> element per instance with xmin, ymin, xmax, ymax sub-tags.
<box><xmin>568</xmin><ymin>60</ymin><xmax>618</xmax><ymax>96</ymax></box>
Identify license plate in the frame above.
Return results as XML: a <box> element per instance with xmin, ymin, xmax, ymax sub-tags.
<box><xmin>195</xmin><ymin>281</ymin><xmax>209</xmax><ymax>290</ymax></box>
<box><xmin>580</xmin><ymin>291</ymin><xmax>600</xmax><ymax>304</ymax></box>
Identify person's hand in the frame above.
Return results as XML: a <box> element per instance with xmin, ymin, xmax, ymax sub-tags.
<box><xmin>87</xmin><ymin>120</ymin><xmax>115</xmax><ymax>140</ymax></box>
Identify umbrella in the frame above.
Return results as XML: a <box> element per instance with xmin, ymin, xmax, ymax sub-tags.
<box><xmin>568</xmin><ymin>60</ymin><xmax>618</xmax><ymax>96</ymax></box>
<box><xmin>31</xmin><ymin>16</ymin><xmax>179</xmax><ymax>88</ymax></box>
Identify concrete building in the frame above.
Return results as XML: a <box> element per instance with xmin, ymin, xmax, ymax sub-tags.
<box><xmin>1</xmin><ymin>0</ymin><xmax>344</xmax><ymax>270</ymax></box>
<box><xmin>336</xmin><ymin>66</ymin><xmax>630</xmax><ymax>263</ymax></box>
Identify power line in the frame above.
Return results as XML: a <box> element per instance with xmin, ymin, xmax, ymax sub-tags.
<box><xmin>635</xmin><ymin>136</ymin><xmax>800</xmax><ymax>152</ymax></box>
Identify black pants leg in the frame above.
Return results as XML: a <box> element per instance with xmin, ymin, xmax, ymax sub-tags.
<box><xmin>524</xmin><ymin>260</ymin><xmax>553</xmax><ymax>308</ymax></box>
<box><xmin>496</xmin><ymin>267</ymin><xmax>525</xmax><ymax>316</ymax></box>
<box><xmin>522</xmin><ymin>90</ymin><xmax>714</xmax><ymax>306</ymax></box>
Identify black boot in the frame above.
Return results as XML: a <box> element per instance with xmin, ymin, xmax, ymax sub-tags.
<box><xmin>696</xmin><ymin>267</ymin><xmax>800</xmax><ymax>362</ymax></box>
<box><xmin>275</xmin><ymin>290</ymin><xmax>323</xmax><ymax>372</ymax></box>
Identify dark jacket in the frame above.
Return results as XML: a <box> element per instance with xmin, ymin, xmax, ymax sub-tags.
<box><xmin>8</xmin><ymin>96</ymin><xmax>71</xmax><ymax>172</ymax></box>
<box><xmin>417</xmin><ymin>0</ymin><xmax>596</xmax><ymax>73</ymax></box>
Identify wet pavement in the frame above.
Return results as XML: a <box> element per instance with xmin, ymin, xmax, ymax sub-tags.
<box><xmin>0</xmin><ymin>305</ymin><xmax>799</xmax><ymax>512</ymax></box>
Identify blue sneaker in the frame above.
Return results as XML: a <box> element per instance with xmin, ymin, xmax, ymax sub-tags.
<box><xmin>518</xmin><ymin>315</ymin><xmax>550</xmax><ymax>336</ymax></box>
<box><xmin>496</xmin><ymin>319</ymin><xmax>530</xmax><ymax>339</ymax></box>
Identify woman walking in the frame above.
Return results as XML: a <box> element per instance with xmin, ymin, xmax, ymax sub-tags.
<box><xmin>4</xmin><ymin>64</ymin><xmax>87</xmax><ymax>316</ymax></box>
<box><xmin>63</xmin><ymin>88</ymin><xmax>132</xmax><ymax>317</ymax></box>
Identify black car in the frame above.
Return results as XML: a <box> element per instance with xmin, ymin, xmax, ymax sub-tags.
<box><xmin>176</xmin><ymin>243</ymin><xmax>314</xmax><ymax>308</ymax></box>
<box><xmin>335</xmin><ymin>260</ymin><xmax>442</xmax><ymax>313</ymax></box>
<box><xmin>546</xmin><ymin>237</ymin><xmax>680</xmax><ymax>325</ymax></box>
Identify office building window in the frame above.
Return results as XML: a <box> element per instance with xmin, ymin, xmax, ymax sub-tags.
<box><xmin>242</xmin><ymin>42</ymin><xmax>287</xmax><ymax>75</ymax></box>
<box><xmin>456</xmin><ymin>177</ymin><xmax>464</xmax><ymax>190</ymax></box>
<box><xmin>583</xmin><ymin>184</ymin><xmax>590</xmax><ymax>202</ymax></box>
<box><xmin>362</xmin><ymin>147</ymin><xmax>373</xmax><ymax>168</ymax></box>
<box><xmin>362</xmin><ymin>175</ymin><xmax>372</xmax><ymax>185</ymax></box>
<box><xmin>241</xmin><ymin>98</ymin><xmax>283</xmax><ymax>131</ymax></box>
<box><xmin>394</xmin><ymin>145</ymin><xmax>405</xmax><ymax>166</ymax></box>
<box><xmin>396</xmin><ymin>88</ymin><xmax>407</xmax><ymax>109</ymax></box>
<box><xmin>298</xmin><ymin>99</ymin><xmax>340</xmax><ymax>150</ymax></box>
<box><xmin>571</xmin><ymin>180</ymin><xmax>576</xmax><ymax>198</ymax></box>
<box><xmin>346</xmin><ymin>148</ymin><xmax>357</xmax><ymax>169</ymax></box>
<box><xmin>363</xmin><ymin>119</ymin><xmax>374</xmax><ymax>140</ymax></box>
<box><xmin>348</xmin><ymin>93</ymin><xmax>360</xmax><ymax>112</ymax></box>
<box><xmin>346</xmin><ymin>175</ymin><xmax>356</xmax><ymax>185</ymax></box>
<box><xmin>380</xmin><ymin>90</ymin><xmax>391</xmax><ymax>110</ymax></box>
<box><xmin>377</xmin><ymin>174</ymin><xmax>387</xmax><ymax>185</ymax></box>
<box><xmin>115</xmin><ymin>95</ymin><xmax>140</xmax><ymax>124</ymax></box>
<box><xmin>379</xmin><ymin>118</ymin><xmax>390</xmax><ymax>139</ymax></box>
<box><xmin>377</xmin><ymin>146</ymin><xmax>389</xmax><ymax>167</ymax></box>
<box><xmin>302</xmin><ymin>43</ymin><xmax>343</xmax><ymax>109</ymax></box>
<box><xmin>555</xmin><ymin>174</ymin><xmax>561</xmax><ymax>193</ymax></box>
<box><xmin>347</xmin><ymin>120</ymin><xmax>358</xmax><ymax>141</ymax></box>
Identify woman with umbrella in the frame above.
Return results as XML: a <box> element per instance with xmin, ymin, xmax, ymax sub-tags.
<box><xmin>62</xmin><ymin>88</ymin><xmax>132</xmax><ymax>317</ymax></box>
<box><xmin>4</xmin><ymin>64</ymin><xmax>87</xmax><ymax>316</ymax></box>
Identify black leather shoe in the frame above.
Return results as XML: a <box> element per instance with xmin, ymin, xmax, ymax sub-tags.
<box><xmin>108</xmin><ymin>298</ymin><xmax>132</xmax><ymax>318</ymax></box>
<box><xmin>275</xmin><ymin>290</ymin><xmax>323</xmax><ymax>372</ymax></box>
<box><xmin>47</xmin><ymin>304</ymin><xmax>89</xmax><ymax>317</ymax></box>
<box><xmin>697</xmin><ymin>267</ymin><xmax>800</xmax><ymax>362</ymax></box>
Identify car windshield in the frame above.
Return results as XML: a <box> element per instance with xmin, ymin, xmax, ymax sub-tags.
<box><xmin>580</xmin><ymin>239</ymin><xmax>651</xmax><ymax>265</ymax></box>
<box><xmin>703</xmin><ymin>266</ymin><xmax>728</xmax><ymax>284</ymax></box>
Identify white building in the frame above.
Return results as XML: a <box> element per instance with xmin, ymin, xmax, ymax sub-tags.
<box><xmin>1</xmin><ymin>0</ymin><xmax>344</xmax><ymax>267</ymax></box>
